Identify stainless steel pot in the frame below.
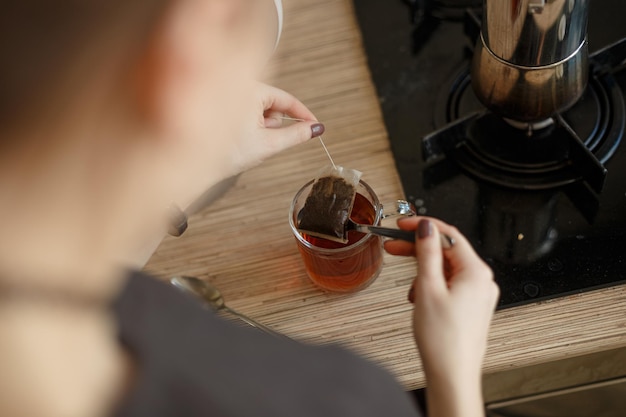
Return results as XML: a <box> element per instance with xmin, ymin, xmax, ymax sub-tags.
<box><xmin>472</xmin><ymin>0</ymin><xmax>590</xmax><ymax>124</ymax></box>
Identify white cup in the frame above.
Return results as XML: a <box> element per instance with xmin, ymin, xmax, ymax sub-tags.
<box><xmin>273</xmin><ymin>0</ymin><xmax>284</xmax><ymax>50</ymax></box>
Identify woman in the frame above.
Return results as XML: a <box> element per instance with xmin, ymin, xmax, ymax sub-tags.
<box><xmin>0</xmin><ymin>1</ymin><xmax>499</xmax><ymax>417</ymax></box>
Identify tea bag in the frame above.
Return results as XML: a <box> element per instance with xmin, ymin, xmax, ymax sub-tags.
<box><xmin>297</xmin><ymin>165</ymin><xmax>362</xmax><ymax>243</ymax></box>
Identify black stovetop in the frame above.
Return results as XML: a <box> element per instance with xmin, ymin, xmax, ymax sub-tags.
<box><xmin>354</xmin><ymin>0</ymin><xmax>626</xmax><ymax>308</ymax></box>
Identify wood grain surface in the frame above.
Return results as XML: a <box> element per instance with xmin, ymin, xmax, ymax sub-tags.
<box><xmin>144</xmin><ymin>0</ymin><xmax>626</xmax><ymax>390</ymax></box>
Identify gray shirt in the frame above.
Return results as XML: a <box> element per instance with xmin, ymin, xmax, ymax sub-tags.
<box><xmin>113</xmin><ymin>272</ymin><xmax>421</xmax><ymax>417</ymax></box>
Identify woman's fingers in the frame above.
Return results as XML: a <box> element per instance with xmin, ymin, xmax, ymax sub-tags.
<box><xmin>413</xmin><ymin>219</ymin><xmax>447</xmax><ymax>295</ymax></box>
<box><xmin>263</xmin><ymin>110</ymin><xmax>285</xmax><ymax>128</ymax></box>
<box><xmin>384</xmin><ymin>216</ymin><xmax>456</xmax><ymax>256</ymax></box>
<box><xmin>396</xmin><ymin>217</ymin><xmax>474</xmax><ymax>258</ymax></box>
<box><xmin>386</xmin><ymin>216</ymin><xmax>495</xmax><ymax>288</ymax></box>
<box><xmin>259</xmin><ymin>84</ymin><xmax>317</xmax><ymax>122</ymax></box>
<box><xmin>243</xmin><ymin>83</ymin><xmax>324</xmax><ymax>160</ymax></box>
<box><xmin>383</xmin><ymin>239</ymin><xmax>415</xmax><ymax>256</ymax></box>
<box><xmin>260</xmin><ymin>121</ymin><xmax>325</xmax><ymax>157</ymax></box>
<box><xmin>256</xmin><ymin>83</ymin><xmax>325</xmax><ymax>154</ymax></box>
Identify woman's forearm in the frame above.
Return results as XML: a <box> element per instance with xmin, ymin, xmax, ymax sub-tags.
<box><xmin>426</xmin><ymin>373</ymin><xmax>485</xmax><ymax>417</ymax></box>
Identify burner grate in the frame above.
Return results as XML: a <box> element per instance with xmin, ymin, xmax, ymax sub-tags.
<box><xmin>403</xmin><ymin>0</ymin><xmax>482</xmax><ymax>54</ymax></box>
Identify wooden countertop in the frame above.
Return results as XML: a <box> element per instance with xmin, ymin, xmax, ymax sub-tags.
<box><xmin>144</xmin><ymin>0</ymin><xmax>626</xmax><ymax>390</ymax></box>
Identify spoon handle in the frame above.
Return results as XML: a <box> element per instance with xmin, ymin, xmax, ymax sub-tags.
<box><xmin>356</xmin><ymin>225</ymin><xmax>455</xmax><ymax>249</ymax></box>
<box><xmin>223</xmin><ymin>306</ymin><xmax>291</xmax><ymax>340</ymax></box>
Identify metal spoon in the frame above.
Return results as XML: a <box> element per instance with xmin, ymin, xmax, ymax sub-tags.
<box><xmin>297</xmin><ymin>199</ymin><xmax>455</xmax><ymax>248</ymax></box>
<box><xmin>346</xmin><ymin>220</ymin><xmax>455</xmax><ymax>249</ymax></box>
<box><xmin>170</xmin><ymin>276</ymin><xmax>288</xmax><ymax>339</ymax></box>
<box><xmin>375</xmin><ymin>199</ymin><xmax>455</xmax><ymax>248</ymax></box>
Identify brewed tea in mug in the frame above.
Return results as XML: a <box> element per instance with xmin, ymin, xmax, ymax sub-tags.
<box><xmin>289</xmin><ymin>180</ymin><xmax>383</xmax><ymax>292</ymax></box>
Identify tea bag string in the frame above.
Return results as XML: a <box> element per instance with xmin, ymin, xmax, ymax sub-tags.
<box><xmin>279</xmin><ymin>116</ymin><xmax>337</xmax><ymax>169</ymax></box>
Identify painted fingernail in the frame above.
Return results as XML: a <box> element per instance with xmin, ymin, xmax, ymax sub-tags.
<box><xmin>417</xmin><ymin>219</ymin><xmax>432</xmax><ymax>239</ymax></box>
<box><xmin>408</xmin><ymin>286</ymin><xmax>415</xmax><ymax>304</ymax></box>
<box><xmin>311</xmin><ymin>123</ymin><xmax>325</xmax><ymax>138</ymax></box>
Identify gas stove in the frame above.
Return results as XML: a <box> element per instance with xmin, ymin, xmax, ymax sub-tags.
<box><xmin>354</xmin><ymin>0</ymin><xmax>626</xmax><ymax>308</ymax></box>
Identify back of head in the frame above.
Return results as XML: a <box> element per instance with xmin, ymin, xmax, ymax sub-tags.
<box><xmin>0</xmin><ymin>1</ymin><xmax>168</xmax><ymax>138</ymax></box>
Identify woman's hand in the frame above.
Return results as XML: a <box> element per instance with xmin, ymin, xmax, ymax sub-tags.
<box><xmin>231</xmin><ymin>83</ymin><xmax>324</xmax><ymax>173</ymax></box>
<box><xmin>385</xmin><ymin>217</ymin><xmax>499</xmax><ymax>417</ymax></box>
<box><xmin>167</xmin><ymin>83</ymin><xmax>322</xmax><ymax>219</ymax></box>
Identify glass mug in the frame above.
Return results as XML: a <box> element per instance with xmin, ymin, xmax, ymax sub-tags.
<box><xmin>289</xmin><ymin>180</ymin><xmax>384</xmax><ymax>292</ymax></box>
